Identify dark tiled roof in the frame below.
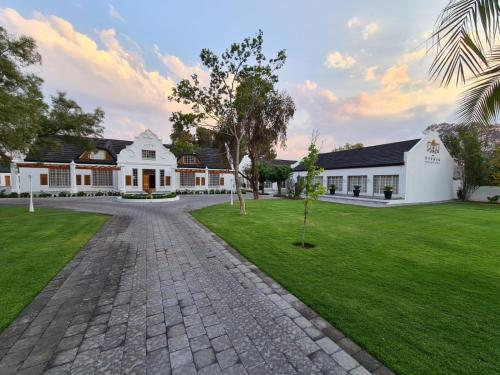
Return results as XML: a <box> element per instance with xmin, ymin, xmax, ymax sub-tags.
<box><xmin>267</xmin><ymin>159</ymin><xmax>296</xmax><ymax>167</ymax></box>
<box><xmin>195</xmin><ymin>148</ymin><xmax>230</xmax><ymax>169</ymax></box>
<box><xmin>294</xmin><ymin>139</ymin><xmax>420</xmax><ymax>171</ymax></box>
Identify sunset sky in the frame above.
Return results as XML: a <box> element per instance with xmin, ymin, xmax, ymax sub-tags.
<box><xmin>0</xmin><ymin>1</ymin><xmax>462</xmax><ymax>158</ymax></box>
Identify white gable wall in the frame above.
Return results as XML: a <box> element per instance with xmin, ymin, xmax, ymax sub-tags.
<box><xmin>404</xmin><ymin>131</ymin><xmax>455</xmax><ymax>203</ymax></box>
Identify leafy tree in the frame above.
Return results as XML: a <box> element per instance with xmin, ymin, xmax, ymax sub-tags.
<box><xmin>257</xmin><ymin>162</ymin><xmax>274</xmax><ymax>194</ymax></box>
<box><xmin>429</xmin><ymin>1</ymin><xmax>500</xmax><ymax>124</ymax></box>
<box><xmin>0</xmin><ymin>27</ymin><xmax>103</xmax><ymax>165</ymax></box>
<box><xmin>169</xmin><ymin>30</ymin><xmax>287</xmax><ymax>215</ymax></box>
<box><xmin>300</xmin><ymin>135</ymin><xmax>325</xmax><ymax>248</ymax></box>
<box><xmin>333</xmin><ymin>142</ymin><xmax>364</xmax><ymax>151</ymax></box>
<box><xmin>489</xmin><ymin>145</ymin><xmax>500</xmax><ymax>185</ymax></box>
<box><xmin>196</xmin><ymin>127</ymin><xmax>216</xmax><ymax>147</ymax></box>
<box><xmin>441</xmin><ymin>124</ymin><xmax>488</xmax><ymax>200</ymax></box>
<box><xmin>274</xmin><ymin>164</ymin><xmax>293</xmax><ymax>196</ymax></box>
<box><xmin>169</xmin><ymin>112</ymin><xmax>199</xmax><ymax>157</ymax></box>
<box><xmin>235</xmin><ymin>75</ymin><xmax>295</xmax><ymax>199</ymax></box>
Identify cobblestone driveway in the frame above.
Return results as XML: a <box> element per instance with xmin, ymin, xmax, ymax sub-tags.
<box><xmin>0</xmin><ymin>197</ymin><xmax>371</xmax><ymax>375</ymax></box>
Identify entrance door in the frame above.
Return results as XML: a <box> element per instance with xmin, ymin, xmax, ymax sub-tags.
<box><xmin>142</xmin><ymin>169</ymin><xmax>156</xmax><ymax>191</ymax></box>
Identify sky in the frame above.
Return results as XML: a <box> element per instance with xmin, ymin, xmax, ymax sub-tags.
<box><xmin>0</xmin><ymin>0</ymin><xmax>462</xmax><ymax>158</ymax></box>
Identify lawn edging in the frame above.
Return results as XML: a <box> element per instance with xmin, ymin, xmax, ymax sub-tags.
<box><xmin>189</xmin><ymin>209</ymin><xmax>395</xmax><ymax>375</ymax></box>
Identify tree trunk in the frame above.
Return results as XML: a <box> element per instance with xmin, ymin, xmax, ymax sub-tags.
<box><xmin>301</xmin><ymin>198</ymin><xmax>309</xmax><ymax>247</ymax></box>
<box><xmin>277</xmin><ymin>181</ymin><xmax>282</xmax><ymax>196</ymax></box>
<box><xmin>249</xmin><ymin>155</ymin><xmax>259</xmax><ymax>200</ymax></box>
<box><xmin>234</xmin><ymin>138</ymin><xmax>246</xmax><ymax>215</ymax></box>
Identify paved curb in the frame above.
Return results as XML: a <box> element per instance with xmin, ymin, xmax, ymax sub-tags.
<box><xmin>190</xmin><ymin>212</ymin><xmax>396</xmax><ymax>375</ymax></box>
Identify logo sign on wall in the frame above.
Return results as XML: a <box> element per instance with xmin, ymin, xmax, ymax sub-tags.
<box><xmin>425</xmin><ymin>139</ymin><xmax>441</xmax><ymax>164</ymax></box>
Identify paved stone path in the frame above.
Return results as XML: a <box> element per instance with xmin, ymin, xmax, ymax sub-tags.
<box><xmin>0</xmin><ymin>196</ymin><xmax>372</xmax><ymax>375</ymax></box>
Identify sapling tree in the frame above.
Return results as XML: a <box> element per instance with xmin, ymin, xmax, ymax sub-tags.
<box><xmin>300</xmin><ymin>134</ymin><xmax>325</xmax><ymax>248</ymax></box>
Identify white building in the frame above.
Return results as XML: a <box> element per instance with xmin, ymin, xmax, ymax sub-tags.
<box><xmin>239</xmin><ymin>156</ymin><xmax>299</xmax><ymax>192</ymax></box>
<box><xmin>293</xmin><ymin>131</ymin><xmax>456</xmax><ymax>203</ymax></box>
<box><xmin>9</xmin><ymin>129</ymin><xmax>234</xmax><ymax>195</ymax></box>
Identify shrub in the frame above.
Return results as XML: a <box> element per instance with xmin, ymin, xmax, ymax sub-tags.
<box><xmin>0</xmin><ymin>189</ymin><xmax>6</xmax><ymax>198</ymax></box>
<box><xmin>58</xmin><ymin>191</ymin><xmax>69</xmax><ymax>197</ymax></box>
<box><xmin>77</xmin><ymin>191</ymin><xmax>87</xmax><ymax>197</ymax></box>
<box><xmin>95</xmin><ymin>191</ymin><xmax>104</xmax><ymax>196</ymax></box>
<box><xmin>122</xmin><ymin>192</ymin><xmax>177</xmax><ymax>200</ymax></box>
<box><xmin>383</xmin><ymin>185</ymin><xmax>393</xmax><ymax>192</ymax></box>
<box><xmin>487</xmin><ymin>195</ymin><xmax>499</xmax><ymax>203</ymax></box>
<box><xmin>457</xmin><ymin>189</ymin><xmax>465</xmax><ymax>200</ymax></box>
<box><xmin>8</xmin><ymin>192</ymin><xmax>18</xmax><ymax>198</ymax></box>
<box><xmin>209</xmin><ymin>189</ymin><xmax>215</xmax><ymax>194</ymax></box>
<box><xmin>20</xmin><ymin>192</ymin><xmax>30</xmax><ymax>198</ymax></box>
<box><xmin>38</xmin><ymin>192</ymin><xmax>52</xmax><ymax>198</ymax></box>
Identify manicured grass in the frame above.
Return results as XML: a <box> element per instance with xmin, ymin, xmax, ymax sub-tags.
<box><xmin>192</xmin><ymin>200</ymin><xmax>500</xmax><ymax>375</ymax></box>
<box><xmin>0</xmin><ymin>206</ymin><xmax>109</xmax><ymax>333</ymax></box>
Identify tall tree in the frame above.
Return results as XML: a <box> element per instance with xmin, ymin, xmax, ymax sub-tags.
<box><xmin>429</xmin><ymin>1</ymin><xmax>500</xmax><ymax>124</ymax></box>
<box><xmin>195</xmin><ymin>127</ymin><xmax>216</xmax><ymax>147</ymax></box>
<box><xmin>169</xmin><ymin>30</ymin><xmax>287</xmax><ymax>215</ymax></box>
<box><xmin>333</xmin><ymin>142</ymin><xmax>364</xmax><ymax>151</ymax></box>
<box><xmin>300</xmin><ymin>134</ymin><xmax>325</xmax><ymax>248</ymax></box>
<box><xmin>169</xmin><ymin>112</ymin><xmax>198</xmax><ymax>157</ymax></box>
<box><xmin>274</xmin><ymin>164</ymin><xmax>293</xmax><ymax>196</ymax></box>
<box><xmin>0</xmin><ymin>27</ymin><xmax>103</xmax><ymax>164</ymax></box>
<box><xmin>441</xmin><ymin>124</ymin><xmax>488</xmax><ymax>200</ymax></box>
<box><xmin>488</xmin><ymin>145</ymin><xmax>500</xmax><ymax>185</ymax></box>
<box><xmin>235</xmin><ymin>75</ymin><xmax>295</xmax><ymax>199</ymax></box>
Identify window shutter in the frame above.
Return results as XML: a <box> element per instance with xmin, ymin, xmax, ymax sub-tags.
<box><xmin>196</xmin><ymin>177</ymin><xmax>201</xmax><ymax>186</ymax></box>
<box><xmin>5</xmin><ymin>176</ymin><xmax>10</xmax><ymax>187</ymax></box>
<box><xmin>201</xmin><ymin>177</ymin><xmax>205</xmax><ymax>186</ymax></box>
<box><xmin>220</xmin><ymin>177</ymin><xmax>224</xmax><ymax>186</ymax></box>
<box><xmin>165</xmin><ymin>176</ymin><xmax>171</xmax><ymax>186</ymax></box>
<box><xmin>40</xmin><ymin>174</ymin><xmax>48</xmax><ymax>185</ymax></box>
<box><xmin>84</xmin><ymin>175</ymin><xmax>91</xmax><ymax>185</ymax></box>
<box><xmin>125</xmin><ymin>175</ymin><xmax>132</xmax><ymax>186</ymax></box>
<box><xmin>76</xmin><ymin>175</ymin><xmax>81</xmax><ymax>185</ymax></box>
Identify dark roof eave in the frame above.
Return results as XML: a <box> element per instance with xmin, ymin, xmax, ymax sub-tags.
<box><xmin>294</xmin><ymin>162</ymin><xmax>405</xmax><ymax>172</ymax></box>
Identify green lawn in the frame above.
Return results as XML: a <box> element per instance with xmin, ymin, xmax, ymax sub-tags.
<box><xmin>191</xmin><ymin>200</ymin><xmax>500</xmax><ymax>375</ymax></box>
<box><xmin>0</xmin><ymin>206</ymin><xmax>109</xmax><ymax>332</ymax></box>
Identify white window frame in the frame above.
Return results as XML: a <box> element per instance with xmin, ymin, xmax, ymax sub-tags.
<box><xmin>373</xmin><ymin>175</ymin><xmax>399</xmax><ymax>195</ymax></box>
<box><xmin>90</xmin><ymin>150</ymin><xmax>106</xmax><ymax>160</ymax></box>
<box><xmin>327</xmin><ymin>176</ymin><xmax>343</xmax><ymax>191</ymax></box>
<box><xmin>92</xmin><ymin>170</ymin><xmax>113</xmax><ymax>187</ymax></box>
<box><xmin>183</xmin><ymin>155</ymin><xmax>196</xmax><ymax>164</ymax></box>
<box><xmin>209</xmin><ymin>174</ymin><xmax>219</xmax><ymax>187</ymax></box>
<box><xmin>347</xmin><ymin>175</ymin><xmax>368</xmax><ymax>193</ymax></box>
<box><xmin>180</xmin><ymin>172</ymin><xmax>195</xmax><ymax>187</ymax></box>
<box><xmin>142</xmin><ymin>150</ymin><xmax>156</xmax><ymax>160</ymax></box>
<box><xmin>132</xmin><ymin>168</ymin><xmax>138</xmax><ymax>186</ymax></box>
<box><xmin>160</xmin><ymin>169</ymin><xmax>165</xmax><ymax>187</ymax></box>
<box><xmin>313</xmin><ymin>176</ymin><xmax>324</xmax><ymax>187</ymax></box>
<box><xmin>49</xmin><ymin>169</ymin><xmax>70</xmax><ymax>188</ymax></box>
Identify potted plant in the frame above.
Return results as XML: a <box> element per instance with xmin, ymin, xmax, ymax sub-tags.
<box><xmin>383</xmin><ymin>185</ymin><xmax>393</xmax><ymax>199</ymax></box>
<box><xmin>329</xmin><ymin>184</ymin><xmax>336</xmax><ymax>195</ymax></box>
<box><xmin>353</xmin><ymin>185</ymin><xmax>361</xmax><ymax>197</ymax></box>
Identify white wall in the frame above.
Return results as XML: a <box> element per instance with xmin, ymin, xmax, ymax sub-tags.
<box><xmin>469</xmin><ymin>186</ymin><xmax>500</xmax><ymax>201</ymax></box>
<box><xmin>404</xmin><ymin>131</ymin><xmax>455</xmax><ymax>203</ymax></box>
<box><xmin>293</xmin><ymin>165</ymin><xmax>406</xmax><ymax>197</ymax></box>
<box><xmin>117</xmin><ymin>130</ymin><xmax>177</xmax><ymax>192</ymax></box>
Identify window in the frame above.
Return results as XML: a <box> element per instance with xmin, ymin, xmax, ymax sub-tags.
<box><xmin>327</xmin><ymin>176</ymin><xmax>343</xmax><ymax>191</ymax></box>
<box><xmin>313</xmin><ymin>176</ymin><xmax>324</xmax><ymax>187</ymax></box>
<box><xmin>347</xmin><ymin>175</ymin><xmax>367</xmax><ymax>193</ymax></box>
<box><xmin>160</xmin><ymin>170</ymin><xmax>165</xmax><ymax>186</ymax></box>
<box><xmin>182</xmin><ymin>155</ymin><xmax>196</xmax><ymax>164</ymax></box>
<box><xmin>40</xmin><ymin>174</ymin><xmax>48</xmax><ymax>186</ymax></box>
<box><xmin>90</xmin><ymin>150</ymin><xmax>107</xmax><ymax>160</ymax></box>
<box><xmin>209</xmin><ymin>174</ymin><xmax>219</xmax><ymax>187</ymax></box>
<box><xmin>92</xmin><ymin>170</ymin><xmax>113</xmax><ymax>187</ymax></box>
<box><xmin>165</xmin><ymin>176</ymin><xmax>171</xmax><ymax>186</ymax></box>
<box><xmin>84</xmin><ymin>175</ymin><xmax>91</xmax><ymax>185</ymax></box>
<box><xmin>373</xmin><ymin>175</ymin><xmax>399</xmax><ymax>194</ymax></box>
<box><xmin>142</xmin><ymin>150</ymin><xmax>156</xmax><ymax>160</ymax></box>
<box><xmin>132</xmin><ymin>169</ymin><xmax>138</xmax><ymax>186</ymax></box>
<box><xmin>264</xmin><ymin>181</ymin><xmax>273</xmax><ymax>189</ymax></box>
<box><xmin>49</xmin><ymin>169</ymin><xmax>70</xmax><ymax>187</ymax></box>
<box><xmin>180</xmin><ymin>172</ymin><xmax>195</xmax><ymax>187</ymax></box>
<box><xmin>125</xmin><ymin>175</ymin><xmax>132</xmax><ymax>186</ymax></box>
<box><xmin>76</xmin><ymin>175</ymin><xmax>81</xmax><ymax>185</ymax></box>
<box><xmin>220</xmin><ymin>177</ymin><xmax>224</xmax><ymax>186</ymax></box>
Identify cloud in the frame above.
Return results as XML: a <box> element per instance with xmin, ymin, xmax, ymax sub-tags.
<box><xmin>153</xmin><ymin>45</ymin><xmax>209</xmax><ymax>84</ymax></box>
<box><xmin>347</xmin><ymin>17</ymin><xmax>361</xmax><ymax>28</ymax></box>
<box><xmin>0</xmin><ymin>8</ymin><xmax>191</xmax><ymax>141</ymax></box>
<box><xmin>364</xmin><ymin>65</ymin><xmax>378</xmax><ymax>81</ymax></box>
<box><xmin>362</xmin><ymin>22</ymin><xmax>379</xmax><ymax>40</ymax></box>
<box><xmin>108</xmin><ymin>4</ymin><xmax>124</xmax><ymax>22</ymax></box>
<box><xmin>325</xmin><ymin>51</ymin><xmax>356</xmax><ymax>69</ymax></box>
<box><xmin>398</xmin><ymin>48</ymin><xmax>426</xmax><ymax>64</ymax></box>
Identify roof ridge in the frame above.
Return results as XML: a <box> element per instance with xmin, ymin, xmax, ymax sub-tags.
<box><xmin>321</xmin><ymin>138</ymin><xmax>421</xmax><ymax>156</ymax></box>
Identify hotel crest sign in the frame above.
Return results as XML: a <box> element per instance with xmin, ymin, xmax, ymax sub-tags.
<box><xmin>425</xmin><ymin>139</ymin><xmax>441</xmax><ymax>164</ymax></box>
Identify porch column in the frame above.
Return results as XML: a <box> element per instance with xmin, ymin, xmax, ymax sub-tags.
<box><xmin>171</xmin><ymin>168</ymin><xmax>177</xmax><ymax>191</ymax></box>
<box><xmin>11</xmin><ymin>161</ymin><xmax>20</xmax><ymax>194</ymax></box>
<box><xmin>70</xmin><ymin>161</ymin><xmax>77</xmax><ymax>194</ymax></box>
<box><xmin>118</xmin><ymin>164</ymin><xmax>126</xmax><ymax>193</ymax></box>
<box><xmin>205</xmin><ymin>167</ymin><xmax>209</xmax><ymax>190</ymax></box>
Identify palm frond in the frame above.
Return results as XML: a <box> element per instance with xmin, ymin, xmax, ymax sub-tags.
<box><xmin>429</xmin><ymin>0</ymin><xmax>500</xmax><ymax>86</ymax></box>
<box><xmin>457</xmin><ymin>48</ymin><xmax>500</xmax><ymax>123</ymax></box>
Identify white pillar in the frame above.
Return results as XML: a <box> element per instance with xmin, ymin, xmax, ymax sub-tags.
<box><xmin>70</xmin><ymin>161</ymin><xmax>77</xmax><ymax>194</ymax></box>
<box><xmin>171</xmin><ymin>167</ymin><xmax>177</xmax><ymax>191</ymax></box>
<box><xmin>205</xmin><ymin>167</ymin><xmax>209</xmax><ymax>190</ymax></box>
<box><xmin>118</xmin><ymin>164</ymin><xmax>126</xmax><ymax>193</ymax></box>
<box><xmin>29</xmin><ymin>174</ymin><xmax>34</xmax><ymax>212</ymax></box>
<box><xmin>11</xmin><ymin>161</ymin><xmax>20</xmax><ymax>194</ymax></box>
